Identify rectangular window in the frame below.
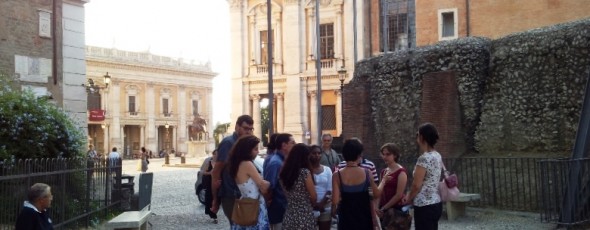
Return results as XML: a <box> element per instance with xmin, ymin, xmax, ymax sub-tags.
<box><xmin>260</xmin><ymin>30</ymin><xmax>274</xmax><ymax>64</ymax></box>
<box><xmin>442</xmin><ymin>12</ymin><xmax>454</xmax><ymax>37</ymax></box>
<box><xmin>320</xmin><ymin>24</ymin><xmax>334</xmax><ymax>59</ymax></box>
<box><xmin>438</xmin><ymin>9</ymin><xmax>458</xmax><ymax>40</ymax></box>
<box><xmin>192</xmin><ymin>100</ymin><xmax>199</xmax><ymax>116</ymax></box>
<box><xmin>387</xmin><ymin>13</ymin><xmax>408</xmax><ymax>51</ymax></box>
<box><xmin>320</xmin><ymin>23</ymin><xmax>334</xmax><ymax>59</ymax></box>
<box><xmin>128</xmin><ymin>96</ymin><xmax>136</xmax><ymax>114</ymax></box>
<box><xmin>321</xmin><ymin>105</ymin><xmax>336</xmax><ymax>130</ymax></box>
<box><xmin>163</xmin><ymin>98</ymin><xmax>169</xmax><ymax>116</ymax></box>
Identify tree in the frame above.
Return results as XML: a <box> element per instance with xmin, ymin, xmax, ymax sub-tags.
<box><xmin>213</xmin><ymin>122</ymin><xmax>231</xmax><ymax>147</ymax></box>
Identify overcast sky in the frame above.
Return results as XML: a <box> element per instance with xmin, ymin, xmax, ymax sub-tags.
<box><xmin>85</xmin><ymin>0</ymin><xmax>232</xmax><ymax>124</ymax></box>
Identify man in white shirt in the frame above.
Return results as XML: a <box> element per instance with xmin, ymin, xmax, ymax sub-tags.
<box><xmin>108</xmin><ymin>147</ymin><xmax>120</xmax><ymax>159</ymax></box>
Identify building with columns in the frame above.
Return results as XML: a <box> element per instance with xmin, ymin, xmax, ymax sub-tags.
<box><xmin>228</xmin><ymin>0</ymin><xmax>371</xmax><ymax>144</ymax></box>
<box><xmin>85</xmin><ymin>46</ymin><xmax>216</xmax><ymax>157</ymax></box>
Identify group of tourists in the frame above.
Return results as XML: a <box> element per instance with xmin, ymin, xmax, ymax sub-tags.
<box><xmin>203</xmin><ymin>114</ymin><xmax>445</xmax><ymax>230</ymax></box>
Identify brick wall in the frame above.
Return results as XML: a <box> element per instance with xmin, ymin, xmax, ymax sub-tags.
<box><xmin>341</xmin><ymin>70</ymin><xmax>380</xmax><ymax>165</ymax></box>
<box><xmin>415</xmin><ymin>0</ymin><xmax>590</xmax><ymax>46</ymax></box>
<box><xmin>420</xmin><ymin>71</ymin><xmax>465</xmax><ymax>158</ymax></box>
<box><xmin>0</xmin><ymin>0</ymin><xmax>55</xmax><ymax>76</ymax></box>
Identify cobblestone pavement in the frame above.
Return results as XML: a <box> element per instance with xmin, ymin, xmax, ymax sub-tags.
<box><xmin>104</xmin><ymin>158</ymin><xmax>559</xmax><ymax>230</ymax></box>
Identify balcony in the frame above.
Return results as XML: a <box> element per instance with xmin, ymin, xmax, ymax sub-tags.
<box><xmin>129</xmin><ymin>111</ymin><xmax>138</xmax><ymax>116</ymax></box>
<box><xmin>163</xmin><ymin>112</ymin><xmax>172</xmax><ymax>117</ymax></box>
<box><xmin>249</xmin><ymin>63</ymin><xmax>282</xmax><ymax>77</ymax></box>
<box><xmin>306</xmin><ymin>58</ymin><xmax>343</xmax><ymax>73</ymax></box>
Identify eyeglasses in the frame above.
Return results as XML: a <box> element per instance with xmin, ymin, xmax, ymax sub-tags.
<box><xmin>241</xmin><ymin>126</ymin><xmax>254</xmax><ymax>131</ymax></box>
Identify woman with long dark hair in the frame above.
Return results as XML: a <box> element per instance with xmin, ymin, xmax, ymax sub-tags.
<box><xmin>228</xmin><ymin>135</ymin><xmax>270</xmax><ymax>230</ymax></box>
<box><xmin>279</xmin><ymin>143</ymin><xmax>317</xmax><ymax>229</ymax></box>
<box><xmin>404</xmin><ymin>123</ymin><xmax>443</xmax><ymax>230</ymax></box>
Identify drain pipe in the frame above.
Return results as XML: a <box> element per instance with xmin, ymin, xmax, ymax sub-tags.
<box><xmin>465</xmin><ymin>0</ymin><xmax>470</xmax><ymax>36</ymax></box>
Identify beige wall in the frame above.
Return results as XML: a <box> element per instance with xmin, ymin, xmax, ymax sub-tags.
<box><xmin>416</xmin><ymin>0</ymin><xmax>590</xmax><ymax>46</ymax></box>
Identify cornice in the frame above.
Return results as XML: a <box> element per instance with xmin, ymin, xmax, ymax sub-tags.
<box><xmin>86</xmin><ymin>60</ymin><xmax>216</xmax><ymax>79</ymax></box>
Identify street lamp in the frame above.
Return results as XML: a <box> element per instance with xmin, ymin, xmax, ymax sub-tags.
<box><xmin>84</xmin><ymin>72</ymin><xmax>111</xmax><ymax>93</ymax></box>
<box><xmin>104</xmin><ymin>72</ymin><xmax>111</xmax><ymax>88</ymax></box>
<box><xmin>164</xmin><ymin>122</ymin><xmax>170</xmax><ymax>165</ymax></box>
<box><xmin>338</xmin><ymin>66</ymin><xmax>347</xmax><ymax>91</ymax></box>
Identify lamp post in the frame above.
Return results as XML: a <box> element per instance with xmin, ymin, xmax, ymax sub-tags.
<box><xmin>338</xmin><ymin>66</ymin><xmax>347</xmax><ymax>136</ymax></box>
<box><xmin>164</xmin><ymin>122</ymin><xmax>170</xmax><ymax>165</ymax></box>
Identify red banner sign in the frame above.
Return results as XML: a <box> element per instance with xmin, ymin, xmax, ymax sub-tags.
<box><xmin>89</xmin><ymin>109</ymin><xmax>105</xmax><ymax>121</ymax></box>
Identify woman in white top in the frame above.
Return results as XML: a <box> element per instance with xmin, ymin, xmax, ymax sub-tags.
<box><xmin>404</xmin><ymin>123</ymin><xmax>443</xmax><ymax>230</ymax></box>
<box><xmin>309</xmin><ymin>145</ymin><xmax>333</xmax><ymax>230</ymax></box>
<box><xmin>228</xmin><ymin>135</ymin><xmax>271</xmax><ymax>230</ymax></box>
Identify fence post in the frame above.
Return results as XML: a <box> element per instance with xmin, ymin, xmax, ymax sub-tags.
<box><xmin>491</xmin><ymin>158</ymin><xmax>497</xmax><ymax>206</ymax></box>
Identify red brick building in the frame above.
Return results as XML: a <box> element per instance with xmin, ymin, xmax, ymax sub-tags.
<box><xmin>414</xmin><ymin>0</ymin><xmax>590</xmax><ymax>46</ymax></box>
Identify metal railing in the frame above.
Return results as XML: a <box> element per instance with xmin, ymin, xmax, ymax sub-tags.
<box><xmin>399</xmin><ymin>157</ymin><xmax>548</xmax><ymax>212</ymax></box>
<box><xmin>539</xmin><ymin>158</ymin><xmax>590</xmax><ymax>226</ymax></box>
<box><xmin>0</xmin><ymin>157</ymin><xmax>122</xmax><ymax>229</ymax></box>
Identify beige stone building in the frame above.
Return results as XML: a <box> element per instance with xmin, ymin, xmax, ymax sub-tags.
<box><xmin>85</xmin><ymin>46</ymin><xmax>216</xmax><ymax>157</ymax></box>
<box><xmin>228</xmin><ymin>0</ymin><xmax>370</xmax><ymax>144</ymax></box>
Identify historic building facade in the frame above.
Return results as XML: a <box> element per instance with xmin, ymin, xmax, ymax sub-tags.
<box><xmin>85</xmin><ymin>46</ymin><xmax>216</xmax><ymax>157</ymax></box>
<box><xmin>0</xmin><ymin>0</ymin><xmax>89</xmax><ymax>126</ymax></box>
<box><xmin>414</xmin><ymin>0</ymin><xmax>590</xmax><ymax>46</ymax></box>
<box><xmin>228</xmin><ymin>0</ymin><xmax>373</xmax><ymax>144</ymax></box>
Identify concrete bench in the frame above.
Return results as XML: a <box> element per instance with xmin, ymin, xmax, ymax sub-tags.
<box><xmin>446</xmin><ymin>193</ymin><xmax>481</xmax><ymax>221</ymax></box>
<box><xmin>105</xmin><ymin>208</ymin><xmax>152</xmax><ymax>230</ymax></box>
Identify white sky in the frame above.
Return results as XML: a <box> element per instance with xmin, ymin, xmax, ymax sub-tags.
<box><xmin>85</xmin><ymin>0</ymin><xmax>232</xmax><ymax>125</ymax></box>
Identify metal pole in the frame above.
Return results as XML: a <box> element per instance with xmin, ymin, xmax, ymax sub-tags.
<box><xmin>353</xmin><ymin>0</ymin><xmax>358</xmax><ymax>63</ymax></box>
<box><xmin>267</xmin><ymin>0</ymin><xmax>274</xmax><ymax>135</ymax></box>
<box><xmin>315</xmin><ymin>0</ymin><xmax>322</xmax><ymax>144</ymax></box>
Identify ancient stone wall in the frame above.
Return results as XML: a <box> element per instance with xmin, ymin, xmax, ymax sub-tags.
<box><xmin>476</xmin><ymin>20</ymin><xmax>590</xmax><ymax>154</ymax></box>
<box><xmin>345</xmin><ymin>18</ymin><xmax>590</xmax><ymax>166</ymax></box>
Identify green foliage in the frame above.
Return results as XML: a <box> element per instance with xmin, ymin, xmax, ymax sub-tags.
<box><xmin>213</xmin><ymin>122</ymin><xmax>231</xmax><ymax>146</ymax></box>
<box><xmin>0</xmin><ymin>72</ymin><xmax>85</xmax><ymax>160</ymax></box>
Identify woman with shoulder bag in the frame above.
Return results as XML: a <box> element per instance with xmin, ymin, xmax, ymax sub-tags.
<box><xmin>228</xmin><ymin>135</ymin><xmax>271</xmax><ymax>230</ymax></box>
<box><xmin>403</xmin><ymin>123</ymin><xmax>443</xmax><ymax>230</ymax></box>
<box><xmin>375</xmin><ymin>143</ymin><xmax>410</xmax><ymax>230</ymax></box>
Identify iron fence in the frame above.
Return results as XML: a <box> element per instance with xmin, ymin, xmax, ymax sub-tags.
<box><xmin>0</xmin><ymin>157</ymin><xmax>122</xmax><ymax>229</ymax></box>
<box><xmin>539</xmin><ymin>158</ymin><xmax>590</xmax><ymax>226</ymax></box>
<box><xmin>399</xmin><ymin>157</ymin><xmax>549</xmax><ymax>212</ymax></box>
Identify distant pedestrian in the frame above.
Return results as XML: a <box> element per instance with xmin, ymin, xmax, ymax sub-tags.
<box><xmin>87</xmin><ymin>145</ymin><xmax>98</xmax><ymax>159</ymax></box>
<box><xmin>140</xmin><ymin>147</ymin><xmax>148</xmax><ymax>172</ymax></box>
<box><xmin>15</xmin><ymin>183</ymin><xmax>54</xmax><ymax>230</ymax></box>
<box><xmin>108</xmin><ymin>147</ymin><xmax>120</xmax><ymax>160</ymax></box>
<box><xmin>280</xmin><ymin>143</ymin><xmax>317</xmax><ymax>230</ymax></box>
<box><xmin>202</xmin><ymin>149</ymin><xmax>218</xmax><ymax>224</ymax></box>
<box><xmin>320</xmin><ymin>134</ymin><xmax>341</xmax><ymax>171</ymax></box>
<box><xmin>403</xmin><ymin>123</ymin><xmax>443</xmax><ymax>230</ymax></box>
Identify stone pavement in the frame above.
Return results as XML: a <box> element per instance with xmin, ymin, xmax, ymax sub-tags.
<box><xmin>99</xmin><ymin>157</ymin><xmax>557</xmax><ymax>230</ymax></box>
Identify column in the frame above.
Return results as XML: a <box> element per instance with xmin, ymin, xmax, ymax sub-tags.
<box><xmin>308</xmin><ymin>9</ymin><xmax>315</xmax><ymax>58</ymax></box>
<box><xmin>251</xmin><ymin>94</ymin><xmax>262</xmax><ymax>144</ymax></box>
<box><xmin>178</xmin><ymin>86</ymin><xmax>187</xmax><ymax>153</ymax></box>
<box><xmin>140</xmin><ymin>125</ymin><xmax>145</xmax><ymax>149</ymax></box>
<box><xmin>103</xmin><ymin>125</ymin><xmax>109</xmax><ymax>154</ymax></box>
<box><xmin>309</xmin><ymin>91</ymin><xmax>318</xmax><ymax>145</ymax></box>
<box><xmin>274</xmin><ymin>13</ymin><xmax>282</xmax><ymax>66</ymax></box>
<box><xmin>120</xmin><ymin>126</ymin><xmax>125</xmax><ymax>157</ymax></box>
<box><xmin>335</xmin><ymin>8</ymin><xmax>343</xmax><ymax>59</ymax></box>
<box><xmin>110</xmin><ymin>81</ymin><xmax>121</xmax><ymax>147</ymax></box>
<box><xmin>276</xmin><ymin>93</ymin><xmax>284</xmax><ymax>132</ymax></box>
<box><xmin>336</xmin><ymin>90</ymin><xmax>342</xmax><ymax>136</ymax></box>
<box><xmin>146</xmin><ymin>82</ymin><xmax>156</xmax><ymax>152</ymax></box>
<box><xmin>172</xmin><ymin>127</ymin><xmax>177</xmax><ymax>152</ymax></box>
